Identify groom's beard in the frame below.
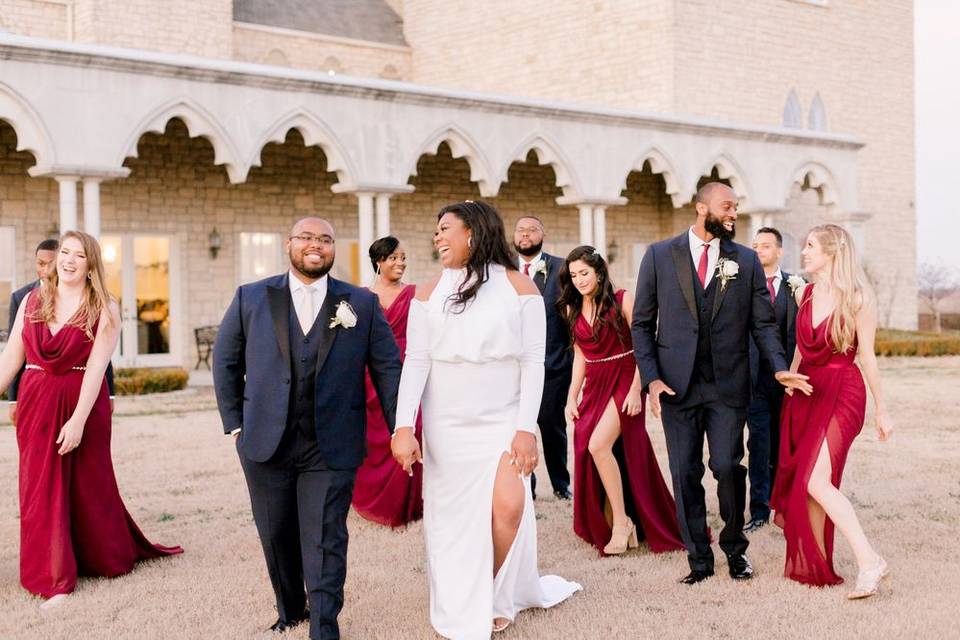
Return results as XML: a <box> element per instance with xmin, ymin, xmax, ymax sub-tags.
<box><xmin>514</xmin><ymin>240</ymin><xmax>543</xmax><ymax>258</ymax></box>
<box><xmin>290</xmin><ymin>249</ymin><xmax>334</xmax><ymax>279</ymax></box>
<box><xmin>704</xmin><ymin>210</ymin><xmax>736</xmax><ymax>241</ymax></box>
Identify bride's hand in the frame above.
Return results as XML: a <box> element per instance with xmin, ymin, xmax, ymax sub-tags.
<box><xmin>56</xmin><ymin>416</ymin><xmax>85</xmax><ymax>455</ymax></box>
<box><xmin>510</xmin><ymin>431</ymin><xmax>538</xmax><ymax>477</ymax></box>
<box><xmin>564</xmin><ymin>402</ymin><xmax>579</xmax><ymax>425</ymax></box>
<box><xmin>390</xmin><ymin>427</ymin><xmax>422</xmax><ymax>476</ymax></box>
<box><xmin>876</xmin><ymin>410</ymin><xmax>894</xmax><ymax>442</ymax></box>
<box><xmin>622</xmin><ymin>387</ymin><xmax>643</xmax><ymax>417</ymax></box>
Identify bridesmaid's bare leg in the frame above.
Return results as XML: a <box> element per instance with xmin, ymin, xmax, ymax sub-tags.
<box><xmin>588</xmin><ymin>399</ymin><xmax>627</xmax><ymax>528</ymax></box>
<box><xmin>806</xmin><ymin>439</ymin><xmax>880</xmax><ymax>571</ymax></box>
<box><xmin>806</xmin><ymin>494</ymin><xmax>828</xmax><ymax>557</ymax></box>
<box><xmin>492</xmin><ymin>452</ymin><xmax>524</xmax><ymax>577</ymax></box>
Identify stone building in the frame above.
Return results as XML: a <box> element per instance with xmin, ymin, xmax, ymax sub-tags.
<box><xmin>0</xmin><ymin>0</ymin><xmax>915</xmax><ymax>369</ymax></box>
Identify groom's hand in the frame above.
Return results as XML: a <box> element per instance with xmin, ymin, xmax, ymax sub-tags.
<box><xmin>391</xmin><ymin>427</ymin><xmax>421</xmax><ymax>476</ymax></box>
<box><xmin>647</xmin><ymin>380</ymin><xmax>675</xmax><ymax>419</ymax></box>
<box><xmin>775</xmin><ymin>371</ymin><xmax>813</xmax><ymax>396</ymax></box>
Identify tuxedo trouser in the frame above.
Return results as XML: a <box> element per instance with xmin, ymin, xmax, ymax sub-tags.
<box><xmin>661</xmin><ymin>378</ymin><xmax>748</xmax><ymax>573</ymax></box>
<box><xmin>746</xmin><ymin>373</ymin><xmax>786</xmax><ymax>520</ymax></box>
<box><xmin>239</xmin><ymin>427</ymin><xmax>355</xmax><ymax>640</ymax></box>
<box><xmin>532</xmin><ymin>369</ymin><xmax>572</xmax><ymax>495</ymax></box>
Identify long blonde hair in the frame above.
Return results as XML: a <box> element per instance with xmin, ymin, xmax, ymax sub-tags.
<box><xmin>806</xmin><ymin>224</ymin><xmax>871</xmax><ymax>354</ymax></box>
<box><xmin>31</xmin><ymin>230</ymin><xmax>115</xmax><ymax>340</ymax></box>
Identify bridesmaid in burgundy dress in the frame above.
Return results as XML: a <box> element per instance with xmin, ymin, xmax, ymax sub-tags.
<box><xmin>771</xmin><ymin>224</ymin><xmax>892</xmax><ymax>599</ymax></box>
<box><xmin>0</xmin><ymin>231</ymin><xmax>182</xmax><ymax>609</ymax></box>
<box><xmin>558</xmin><ymin>246</ymin><xmax>684</xmax><ymax>556</ymax></box>
<box><xmin>352</xmin><ymin>237</ymin><xmax>423</xmax><ymax>526</ymax></box>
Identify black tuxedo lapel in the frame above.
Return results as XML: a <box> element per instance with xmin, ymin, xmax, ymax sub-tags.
<box><xmin>267</xmin><ymin>278</ymin><xmax>292</xmax><ymax>370</ymax></box>
<box><xmin>315</xmin><ymin>278</ymin><xmax>348</xmax><ymax>375</ymax></box>
<box><xmin>782</xmin><ymin>270</ymin><xmax>798</xmax><ymax>327</ymax></box>
<box><xmin>711</xmin><ymin>239</ymin><xmax>739</xmax><ymax>322</ymax></box>
<box><xmin>670</xmin><ymin>235</ymin><xmax>698</xmax><ymax>321</ymax></box>
<box><xmin>533</xmin><ymin>254</ymin><xmax>548</xmax><ymax>293</ymax></box>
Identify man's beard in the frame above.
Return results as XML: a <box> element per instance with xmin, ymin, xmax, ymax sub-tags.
<box><xmin>514</xmin><ymin>239</ymin><xmax>543</xmax><ymax>258</ymax></box>
<box><xmin>290</xmin><ymin>250</ymin><xmax>333</xmax><ymax>279</ymax></box>
<box><xmin>704</xmin><ymin>211</ymin><xmax>735</xmax><ymax>241</ymax></box>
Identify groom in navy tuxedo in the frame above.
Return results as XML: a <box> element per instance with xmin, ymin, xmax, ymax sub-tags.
<box><xmin>213</xmin><ymin>217</ymin><xmax>401</xmax><ymax>639</ymax></box>
<box><xmin>631</xmin><ymin>183</ymin><xmax>810</xmax><ymax>584</ymax></box>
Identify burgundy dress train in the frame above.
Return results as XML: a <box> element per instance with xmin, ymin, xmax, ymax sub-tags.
<box><xmin>352</xmin><ymin>284</ymin><xmax>424</xmax><ymax>527</ymax></box>
<box><xmin>771</xmin><ymin>284</ymin><xmax>866</xmax><ymax>586</ymax></box>
<box><xmin>572</xmin><ymin>290</ymin><xmax>684</xmax><ymax>555</ymax></box>
<box><xmin>16</xmin><ymin>291</ymin><xmax>182</xmax><ymax>599</ymax></box>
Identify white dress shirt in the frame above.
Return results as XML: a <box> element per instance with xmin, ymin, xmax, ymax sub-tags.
<box><xmin>519</xmin><ymin>252</ymin><xmax>543</xmax><ymax>279</ymax></box>
<box><xmin>766</xmin><ymin>268</ymin><xmax>783</xmax><ymax>297</ymax></box>
<box><xmin>688</xmin><ymin>227</ymin><xmax>720</xmax><ymax>287</ymax></box>
<box><xmin>289</xmin><ymin>271</ymin><xmax>328</xmax><ymax>334</ymax></box>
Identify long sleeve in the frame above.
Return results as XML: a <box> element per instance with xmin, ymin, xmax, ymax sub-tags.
<box><xmin>631</xmin><ymin>245</ymin><xmax>661</xmax><ymax>390</ymax></box>
<box><xmin>516</xmin><ymin>295</ymin><xmax>546</xmax><ymax>434</ymax></box>
<box><xmin>748</xmin><ymin>253</ymin><xmax>788</xmax><ymax>373</ymax></box>
<box><xmin>396</xmin><ymin>300</ymin><xmax>430</xmax><ymax>429</ymax></box>
<box><xmin>212</xmin><ymin>286</ymin><xmax>246</xmax><ymax>433</ymax></box>
<box><xmin>367</xmin><ymin>296</ymin><xmax>402</xmax><ymax>433</ymax></box>
<box><xmin>6</xmin><ymin>289</ymin><xmax>20</xmax><ymax>403</ymax></box>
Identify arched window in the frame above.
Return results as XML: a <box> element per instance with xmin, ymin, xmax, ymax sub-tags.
<box><xmin>265</xmin><ymin>49</ymin><xmax>289</xmax><ymax>66</ymax></box>
<box><xmin>379</xmin><ymin>64</ymin><xmax>401</xmax><ymax>80</ymax></box>
<box><xmin>808</xmin><ymin>93</ymin><xmax>827</xmax><ymax>131</ymax></box>
<box><xmin>782</xmin><ymin>89</ymin><xmax>802</xmax><ymax>128</ymax></box>
<box><xmin>323</xmin><ymin>56</ymin><xmax>343</xmax><ymax>76</ymax></box>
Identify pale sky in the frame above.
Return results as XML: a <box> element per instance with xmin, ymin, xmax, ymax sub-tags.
<box><xmin>915</xmin><ymin>0</ymin><xmax>960</xmax><ymax>268</ymax></box>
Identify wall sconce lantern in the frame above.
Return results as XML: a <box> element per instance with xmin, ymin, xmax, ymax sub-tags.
<box><xmin>606</xmin><ymin>239</ymin><xmax>619</xmax><ymax>264</ymax></box>
<box><xmin>208</xmin><ymin>227</ymin><xmax>222</xmax><ymax>259</ymax></box>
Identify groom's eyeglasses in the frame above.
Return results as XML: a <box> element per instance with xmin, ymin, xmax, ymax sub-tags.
<box><xmin>290</xmin><ymin>234</ymin><xmax>335</xmax><ymax>247</ymax></box>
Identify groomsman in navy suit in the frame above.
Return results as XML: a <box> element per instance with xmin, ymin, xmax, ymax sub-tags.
<box><xmin>514</xmin><ymin>216</ymin><xmax>572</xmax><ymax>500</ymax></box>
<box><xmin>743</xmin><ymin>227</ymin><xmax>799</xmax><ymax>532</ymax></box>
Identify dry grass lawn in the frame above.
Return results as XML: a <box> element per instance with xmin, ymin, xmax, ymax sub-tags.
<box><xmin>1</xmin><ymin>357</ymin><xmax>958</xmax><ymax>639</ymax></box>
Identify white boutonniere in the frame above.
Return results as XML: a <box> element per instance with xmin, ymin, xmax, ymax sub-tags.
<box><xmin>716</xmin><ymin>258</ymin><xmax>739</xmax><ymax>291</ymax></box>
<box><xmin>329</xmin><ymin>300</ymin><xmax>357</xmax><ymax>329</ymax></box>
<box><xmin>786</xmin><ymin>274</ymin><xmax>807</xmax><ymax>303</ymax></box>
<box><xmin>535</xmin><ymin>259</ymin><xmax>548</xmax><ymax>278</ymax></box>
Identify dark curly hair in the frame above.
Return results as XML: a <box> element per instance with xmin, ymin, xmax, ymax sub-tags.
<box><xmin>368</xmin><ymin>235</ymin><xmax>400</xmax><ymax>274</ymax></box>
<box><xmin>437</xmin><ymin>200</ymin><xmax>517</xmax><ymax>312</ymax></box>
<box><xmin>556</xmin><ymin>245</ymin><xmax>627</xmax><ymax>348</ymax></box>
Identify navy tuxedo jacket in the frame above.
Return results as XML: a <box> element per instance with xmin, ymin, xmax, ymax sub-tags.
<box><xmin>212</xmin><ymin>273</ymin><xmax>402</xmax><ymax>467</ymax></box>
<box><xmin>749</xmin><ymin>271</ymin><xmax>799</xmax><ymax>389</ymax></box>
<box><xmin>631</xmin><ymin>232</ymin><xmax>788</xmax><ymax>408</ymax></box>
<box><xmin>532</xmin><ymin>253</ymin><xmax>573</xmax><ymax>374</ymax></box>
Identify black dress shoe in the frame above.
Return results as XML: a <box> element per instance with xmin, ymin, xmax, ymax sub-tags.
<box><xmin>268</xmin><ymin>611</ymin><xmax>309</xmax><ymax>633</ymax></box>
<box><xmin>743</xmin><ymin>517</ymin><xmax>769</xmax><ymax>534</ymax></box>
<box><xmin>553</xmin><ymin>488</ymin><xmax>572</xmax><ymax>500</ymax></box>
<box><xmin>679</xmin><ymin>569</ymin><xmax>714</xmax><ymax>585</ymax></box>
<box><xmin>727</xmin><ymin>554</ymin><xmax>754</xmax><ymax>580</ymax></box>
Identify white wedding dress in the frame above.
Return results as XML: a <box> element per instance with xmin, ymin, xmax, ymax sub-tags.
<box><xmin>396</xmin><ymin>264</ymin><xmax>581</xmax><ymax>640</ymax></box>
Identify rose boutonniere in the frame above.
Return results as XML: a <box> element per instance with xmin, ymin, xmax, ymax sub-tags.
<box><xmin>786</xmin><ymin>274</ymin><xmax>807</xmax><ymax>303</ymax></box>
<box><xmin>329</xmin><ymin>300</ymin><xmax>357</xmax><ymax>329</ymax></box>
<box><xmin>535</xmin><ymin>259</ymin><xmax>548</xmax><ymax>278</ymax></box>
<box><xmin>716</xmin><ymin>258</ymin><xmax>739</xmax><ymax>292</ymax></box>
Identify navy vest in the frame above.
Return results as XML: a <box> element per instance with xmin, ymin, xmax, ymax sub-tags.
<box><xmin>287</xmin><ymin>296</ymin><xmax>325</xmax><ymax>439</ymax></box>
<box><xmin>691</xmin><ymin>261</ymin><xmax>719</xmax><ymax>383</ymax></box>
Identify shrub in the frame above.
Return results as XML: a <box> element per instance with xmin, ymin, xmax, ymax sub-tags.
<box><xmin>114</xmin><ymin>367</ymin><xmax>189</xmax><ymax>395</ymax></box>
<box><xmin>874</xmin><ymin>330</ymin><xmax>960</xmax><ymax>357</ymax></box>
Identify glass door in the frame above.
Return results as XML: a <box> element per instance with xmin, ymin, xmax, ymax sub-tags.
<box><xmin>101</xmin><ymin>234</ymin><xmax>180</xmax><ymax>367</ymax></box>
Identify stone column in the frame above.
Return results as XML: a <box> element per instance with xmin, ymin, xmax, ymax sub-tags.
<box><xmin>56</xmin><ymin>176</ymin><xmax>79</xmax><ymax>234</ymax></box>
<box><xmin>357</xmin><ymin>193</ymin><xmax>376</xmax><ymax>284</ymax></box>
<box><xmin>578</xmin><ymin>204</ymin><xmax>593</xmax><ymax>246</ymax></box>
<box><xmin>375</xmin><ymin>193</ymin><xmax>392</xmax><ymax>238</ymax></box>
<box><xmin>593</xmin><ymin>205</ymin><xmax>607</xmax><ymax>258</ymax></box>
<box><xmin>82</xmin><ymin>178</ymin><xmax>102</xmax><ymax>239</ymax></box>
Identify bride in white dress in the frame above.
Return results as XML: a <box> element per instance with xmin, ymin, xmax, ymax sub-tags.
<box><xmin>392</xmin><ymin>201</ymin><xmax>581</xmax><ymax>639</ymax></box>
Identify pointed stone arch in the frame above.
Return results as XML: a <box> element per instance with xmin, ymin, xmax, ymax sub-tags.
<box><xmin>406</xmin><ymin>124</ymin><xmax>497</xmax><ymax>196</ymax></box>
<box><xmin>117</xmin><ymin>98</ymin><xmax>244</xmax><ymax>182</ymax></box>
<box><xmin>249</xmin><ymin>109</ymin><xmax>357</xmax><ymax>187</ymax></box>
<box><xmin>500</xmin><ymin>134</ymin><xmax>580</xmax><ymax>200</ymax></box>
<box><xmin>787</xmin><ymin>161</ymin><xmax>839</xmax><ymax>206</ymax></box>
<box><xmin>697</xmin><ymin>153</ymin><xmax>751</xmax><ymax>206</ymax></box>
<box><xmin>0</xmin><ymin>82</ymin><xmax>54</xmax><ymax>168</ymax></box>
<box><xmin>621</xmin><ymin>146</ymin><xmax>684</xmax><ymax>208</ymax></box>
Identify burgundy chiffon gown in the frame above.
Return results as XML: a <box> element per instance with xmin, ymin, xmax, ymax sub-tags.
<box><xmin>352</xmin><ymin>284</ymin><xmax>424</xmax><ymax>527</ymax></box>
<box><xmin>572</xmin><ymin>290</ymin><xmax>684</xmax><ymax>555</ymax></box>
<box><xmin>771</xmin><ymin>284</ymin><xmax>866</xmax><ymax>586</ymax></box>
<box><xmin>16</xmin><ymin>292</ymin><xmax>182</xmax><ymax>599</ymax></box>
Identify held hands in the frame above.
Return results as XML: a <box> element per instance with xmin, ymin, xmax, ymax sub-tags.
<box><xmin>647</xmin><ymin>380</ymin><xmax>675</xmax><ymax>419</ymax></box>
<box><xmin>876</xmin><ymin>410</ymin><xmax>894</xmax><ymax>442</ymax></box>
<box><xmin>775</xmin><ymin>371</ymin><xmax>813</xmax><ymax>396</ymax></box>
<box><xmin>56</xmin><ymin>417</ymin><xmax>85</xmax><ymax>455</ymax></box>
<box><xmin>391</xmin><ymin>427</ymin><xmax>422</xmax><ymax>476</ymax></box>
<box><xmin>510</xmin><ymin>431</ymin><xmax>538</xmax><ymax>477</ymax></box>
<box><xmin>622</xmin><ymin>387</ymin><xmax>644</xmax><ymax>417</ymax></box>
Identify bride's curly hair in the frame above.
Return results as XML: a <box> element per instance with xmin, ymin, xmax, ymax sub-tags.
<box><xmin>437</xmin><ymin>200</ymin><xmax>517</xmax><ymax>313</ymax></box>
<box><xmin>556</xmin><ymin>245</ymin><xmax>628</xmax><ymax>349</ymax></box>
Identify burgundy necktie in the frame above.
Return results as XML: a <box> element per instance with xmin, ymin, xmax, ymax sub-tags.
<box><xmin>523</xmin><ymin>262</ymin><xmax>530</xmax><ymax>276</ymax></box>
<box><xmin>697</xmin><ymin>244</ymin><xmax>710</xmax><ymax>288</ymax></box>
<box><xmin>766</xmin><ymin>276</ymin><xmax>777</xmax><ymax>304</ymax></box>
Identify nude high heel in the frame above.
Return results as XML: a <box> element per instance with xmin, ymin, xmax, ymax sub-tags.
<box><xmin>847</xmin><ymin>557</ymin><xmax>890</xmax><ymax>600</ymax></box>
<box><xmin>603</xmin><ymin>520</ymin><xmax>639</xmax><ymax>555</ymax></box>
